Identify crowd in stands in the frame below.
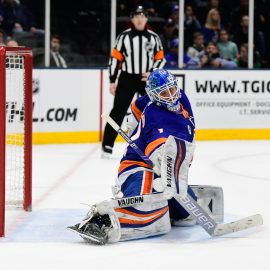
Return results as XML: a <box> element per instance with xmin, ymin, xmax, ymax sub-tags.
<box><xmin>154</xmin><ymin>0</ymin><xmax>268</xmax><ymax>69</ymax></box>
<box><xmin>0</xmin><ymin>0</ymin><xmax>110</xmax><ymax>67</ymax></box>
<box><xmin>0</xmin><ymin>0</ymin><xmax>44</xmax><ymax>44</ymax></box>
<box><xmin>0</xmin><ymin>0</ymin><xmax>269</xmax><ymax>68</ymax></box>
<box><xmin>118</xmin><ymin>0</ymin><xmax>269</xmax><ymax>69</ymax></box>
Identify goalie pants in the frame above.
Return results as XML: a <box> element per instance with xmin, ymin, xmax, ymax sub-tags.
<box><xmin>121</xmin><ymin>170</ymin><xmax>197</xmax><ymax>220</ymax></box>
<box><xmin>102</xmin><ymin>72</ymin><xmax>146</xmax><ymax>149</ymax></box>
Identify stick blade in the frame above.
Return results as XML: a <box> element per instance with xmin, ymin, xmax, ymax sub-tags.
<box><xmin>213</xmin><ymin>214</ymin><xmax>263</xmax><ymax>236</ymax></box>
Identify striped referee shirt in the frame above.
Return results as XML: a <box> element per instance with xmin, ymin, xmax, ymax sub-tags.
<box><xmin>109</xmin><ymin>27</ymin><xmax>166</xmax><ymax>83</ymax></box>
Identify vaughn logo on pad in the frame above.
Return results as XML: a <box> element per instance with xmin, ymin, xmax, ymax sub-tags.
<box><xmin>117</xmin><ymin>196</ymin><xmax>144</xmax><ymax>207</ymax></box>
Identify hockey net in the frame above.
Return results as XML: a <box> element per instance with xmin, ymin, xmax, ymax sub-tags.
<box><xmin>0</xmin><ymin>47</ymin><xmax>32</xmax><ymax>237</ymax></box>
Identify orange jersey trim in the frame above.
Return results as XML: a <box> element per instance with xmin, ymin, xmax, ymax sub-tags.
<box><xmin>141</xmin><ymin>171</ymin><xmax>153</xmax><ymax>194</ymax></box>
<box><xmin>179</xmin><ymin>103</ymin><xmax>189</xmax><ymax>119</ymax></box>
<box><xmin>118</xmin><ymin>160</ymin><xmax>152</xmax><ymax>174</ymax></box>
<box><xmin>145</xmin><ymin>137</ymin><xmax>167</xmax><ymax>157</ymax></box>
<box><xmin>154</xmin><ymin>50</ymin><xmax>164</xmax><ymax>60</ymax></box>
<box><xmin>116</xmin><ymin>206</ymin><xmax>168</xmax><ymax>218</ymax></box>
<box><xmin>174</xmin><ymin>141</ymin><xmax>183</xmax><ymax>184</ymax></box>
<box><xmin>131</xmin><ymin>101</ymin><xmax>142</xmax><ymax>121</ymax></box>
<box><xmin>118</xmin><ymin>207</ymin><xmax>168</xmax><ymax>225</ymax></box>
<box><xmin>111</xmin><ymin>48</ymin><xmax>124</xmax><ymax>62</ymax></box>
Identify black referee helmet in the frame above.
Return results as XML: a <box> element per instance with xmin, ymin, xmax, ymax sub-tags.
<box><xmin>130</xmin><ymin>5</ymin><xmax>148</xmax><ymax>18</ymax></box>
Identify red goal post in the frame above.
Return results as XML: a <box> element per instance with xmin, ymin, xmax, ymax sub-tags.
<box><xmin>0</xmin><ymin>46</ymin><xmax>32</xmax><ymax>237</ymax></box>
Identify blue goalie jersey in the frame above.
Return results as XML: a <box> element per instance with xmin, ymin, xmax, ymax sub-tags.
<box><xmin>118</xmin><ymin>90</ymin><xmax>195</xmax><ymax>177</ymax></box>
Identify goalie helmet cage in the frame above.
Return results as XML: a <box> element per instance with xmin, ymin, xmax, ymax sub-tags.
<box><xmin>0</xmin><ymin>46</ymin><xmax>32</xmax><ymax>237</ymax></box>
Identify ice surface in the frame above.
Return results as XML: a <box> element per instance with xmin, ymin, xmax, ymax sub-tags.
<box><xmin>1</xmin><ymin>141</ymin><xmax>269</xmax><ymax>270</ymax></box>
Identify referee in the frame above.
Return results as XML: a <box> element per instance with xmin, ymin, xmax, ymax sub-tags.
<box><xmin>102</xmin><ymin>5</ymin><xmax>166</xmax><ymax>156</ymax></box>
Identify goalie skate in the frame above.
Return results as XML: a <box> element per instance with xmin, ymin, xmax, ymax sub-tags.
<box><xmin>67</xmin><ymin>214</ymin><xmax>113</xmax><ymax>245</ymax></box>
<box><xmin>67</xmin><ymin>223</ymin><xmax>108</xmax><ymax>245</ymax></box>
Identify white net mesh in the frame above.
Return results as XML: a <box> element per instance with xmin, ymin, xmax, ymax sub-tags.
<box><xmin>5</xmin><ymin>54</ymin><xmax>25</xmax><ymax>207</ymax></box>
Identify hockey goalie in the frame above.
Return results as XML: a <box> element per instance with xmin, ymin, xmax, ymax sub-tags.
<box><xmin>67</xmin><ymin>69</ymin><xmax>261</xmax><ymax>244</ymax></box>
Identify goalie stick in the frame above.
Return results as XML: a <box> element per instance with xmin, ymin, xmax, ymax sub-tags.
<box><xmin>102</xmin><ymin>114</ymin><xmax>263</xmax><ymax>237</ymax></box>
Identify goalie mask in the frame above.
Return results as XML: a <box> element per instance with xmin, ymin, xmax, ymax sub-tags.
<box><xmin>145</xmin><ymin>69</ymin><xmax>181</xmax><ymax>112</ymax></box>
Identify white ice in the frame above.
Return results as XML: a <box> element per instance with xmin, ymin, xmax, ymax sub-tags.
<box><xmin>0</xmin><ymin>141</ymin><xmax>269</xmax><ymax>270</ymax></box>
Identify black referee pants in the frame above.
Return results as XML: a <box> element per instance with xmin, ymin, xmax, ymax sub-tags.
<box><xmin>102</xmin><ymin>72</ymin><xmax>146</xmax><ymax>149</ymax></box>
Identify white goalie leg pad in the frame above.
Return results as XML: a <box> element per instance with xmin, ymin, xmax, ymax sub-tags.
<box><xmin>171</xmin><ymin>185</ymin><xmax>224</xmax><ymax>227</ymax></box>
<box><xmin>160</xmin><ymin>136</ymin><xmax>195</xmax><ymax>197</ymax></box>
<box><xmin>115</xmin><ymin>200</ymin><xmax>171</xmax><ymax>242</ymax></box>
<box><xmin>191</xmin><ymin>185</ymin><xmax>224</xmax><ymax>222</ymax></box>
<box><xmin>95</xmin><ymin>196</ymin><xmax>171</xmax><ymax>242</ymax></box>
<box><xmin>106</xmin><ymin>211</ymin><xmax>122</xmax><ymax>243</ymax></box>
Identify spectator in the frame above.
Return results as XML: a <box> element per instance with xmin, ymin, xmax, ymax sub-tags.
<box><xmin>187</xmin><ymin>41</ymin><xmax>237</xmax><ymax>69</ymax></box>
<box><xmin>233</xmin><ymin>15</ymin><xmax>248</xmax><ymax>48</ymax></box>
<box><xmin>169</xmin><ymin>4</ymin><xmax>179</xmax><ymax>29</ymax></box>
<box><xmin>6</xmin><ymin>38</ymin><xmax>18</xmax><ymax>47</ymax></box>
<box><xmin>159</xmin><ymin>18</ymin><xmax>178</xmax><ymax>54</ymax></box>
<box><xmin>165</xmin><ymin>38</ymin><xmax>190</xmax><ymax>68</ymax></box>
<box><xmin>197</xmin><ymin>0</ymin><xmax>231</xmax><ymax>29</ymax></box>
<box><xmin>0</xmin><ymin>28</ymin><xmax>6</xmax><ymax>45</ymax></box>
<box><xmin>184</xmin><ymin>5</ymin><xmax>201</xmax><ymax>47</ymax></box>
<box><xmin>187</xmin><ymin>32</ymin><xmax>204</xmax><ymax>58</ymax></box>
<box><xmin>232</xmin><ymin>0</ymin><xmax>265</xmax><ymax>33</ymax></box>
<box><xmin>236</xmin><ymin>43</ymin><xmax>262</xmax><ymax>69</ymax></box>
<box><xmin>0</xmin><ymin>0</ymin><xmax>44</xmax><ymax>36</ymax></box>
<box><xmin>33</xmin><ymin>34</ymin><xmax>68</xmax><ymax>68</ymax></box>
<box><xmin>217</xmin><ymin>29</ymin><xmax>238</xmax><ymax>61</ymax></box>
<box><xmin>50</xmin><ymin>35</ymin><xmax>68</xmax><ymax>68</ymax></box>
<box><xmin>202</xmin><ymin>8</ymin><xmax>221</xmax><ymax>44</ymax></box>
<box><xmin>233</xmin><ymin>14</ymin><xmax>266</xmax><ymax>61</ymax></box>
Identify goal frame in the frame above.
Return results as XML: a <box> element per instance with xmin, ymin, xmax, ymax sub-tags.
<box><xmin>0</xmin><ymin>46</ymin><xmax>33</xmax><ymax>237</ymax></box>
